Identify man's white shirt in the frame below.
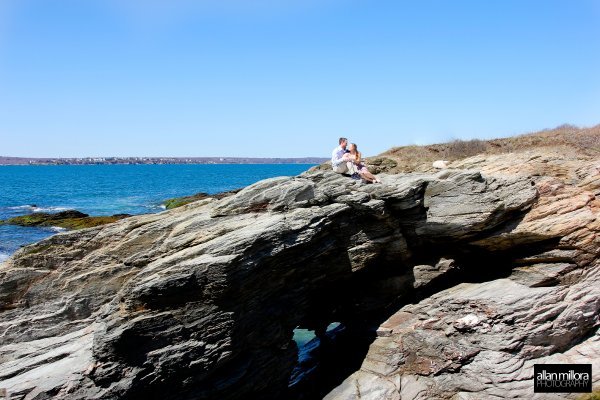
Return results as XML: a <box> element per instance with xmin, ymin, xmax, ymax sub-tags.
<box><xmin>331</xmin><ymin>145</ymin><xmax>346</xmax><ymax>167</ymax></box>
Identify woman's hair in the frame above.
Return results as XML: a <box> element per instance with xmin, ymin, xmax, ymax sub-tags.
<box><xmin>350</xmin><ymin>143</ymin><xmax>361</xmax><ymax>163</ymax></box>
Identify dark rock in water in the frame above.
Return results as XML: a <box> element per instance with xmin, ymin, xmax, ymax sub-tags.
<box><xmin>1</xmin><ymin>210</ymin><xmax>88</xmax><ymax>226</ymax></box>
<box><xmin>52</xmin><ymin>210</ymin><xmax>89</xmax><ymax>219</ymax></box>
<box><xmin>0</xmin><ymin>149</ymin><xmax>598</xmax><ymax>399</ymax></box>
<box><xmin>1</xmin><ymin>210</ymin><xmax>129</xmax><ymax>230</ymax></box>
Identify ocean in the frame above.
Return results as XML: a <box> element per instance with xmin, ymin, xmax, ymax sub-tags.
<box><xmin>0</xmin><ymin>164</ymin><xmax>314</xmax><ymax>262</ymax></box>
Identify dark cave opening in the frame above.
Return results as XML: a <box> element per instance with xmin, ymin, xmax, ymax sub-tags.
<box><xmin>282</xmin><ymin>233</ymin><xmax>565</xmax><ymax>399</ymax></box>
<box><xmin>287</xmin><ymin>321</ymin><xmax>376</xmax><ymax>400</ymax></box>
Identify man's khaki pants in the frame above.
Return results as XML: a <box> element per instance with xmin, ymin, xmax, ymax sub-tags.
<box><xmin>332</xmin><ymin>161</ymin><xmax>356</xmax><ymax>174</ymax></box>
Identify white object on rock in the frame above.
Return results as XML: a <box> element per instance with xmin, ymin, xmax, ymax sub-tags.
<box><xmin>432</xmin><ymin>160</ymin><xmax>449</xmax><ymax>169</ymax></box>
<box><xmin>453</xmin><ymin>314</ymin><xmax>480</xmax><ymax>331</ymax></box>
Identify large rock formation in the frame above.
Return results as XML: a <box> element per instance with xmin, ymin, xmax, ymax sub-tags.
<box><xmin>0</xmin><ymin>149</ymin><xmax>598</xmax><ymax>399</ymax></box>
<box><xmin>326</xmin><ymin>150</ymin><xmax>600</xmax><ymax>399</ymax></box>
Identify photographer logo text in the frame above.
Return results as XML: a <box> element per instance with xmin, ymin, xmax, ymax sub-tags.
<box><xmin>534</xmin><ymin>364</ymin><xmax>592</xmax><ymax>393</ymax></box>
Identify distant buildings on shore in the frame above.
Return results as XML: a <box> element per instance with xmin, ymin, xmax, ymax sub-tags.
<box><xmin>0</xmin><ymin>156</ymin><xmax>328</xmax><ymax>166</ymax></box>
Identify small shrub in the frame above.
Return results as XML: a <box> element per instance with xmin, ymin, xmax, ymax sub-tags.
<box><xmin>441</xmin><ymin>139</ymin><xmax>488</xmax><ymax>160</ymax></box>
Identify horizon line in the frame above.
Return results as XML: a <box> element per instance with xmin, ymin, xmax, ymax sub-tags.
<box><xmin>0</xmin><ymin>156</ymin><xmax>329</xmax><ymax>160</ymax></box>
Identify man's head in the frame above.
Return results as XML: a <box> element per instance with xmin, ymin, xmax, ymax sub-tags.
<box><xmin>339</xmin><ymin>137</ymin><xmax>348</xmax><ymax>149</ymax></box>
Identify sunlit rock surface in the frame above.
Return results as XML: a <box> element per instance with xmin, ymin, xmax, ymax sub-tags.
<box><xmin>0</xmin><ymin>149</ymin><xmax>598</xmax><ymax>399</ymax></box>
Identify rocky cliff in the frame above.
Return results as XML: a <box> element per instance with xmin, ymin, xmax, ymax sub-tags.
<box><xmin>0</xmin><ymin>148</ymin><xmax>598</xmax><ymax>399</ymax></box>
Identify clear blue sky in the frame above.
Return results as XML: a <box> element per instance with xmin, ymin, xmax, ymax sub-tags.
<box><xmin>0</xmin><ymin>0</ymin><xmax>598</xmax><ymax>158</ymax></box>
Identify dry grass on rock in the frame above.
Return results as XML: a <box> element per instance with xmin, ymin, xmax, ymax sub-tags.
<box><xmin>378</xmin><ymin>123</ymin><xmax>600</xmax><ymax>173</ymax></box>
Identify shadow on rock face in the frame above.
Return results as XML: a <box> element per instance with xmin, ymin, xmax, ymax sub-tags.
<box><xmin>1</xmin><ymin>169</ymin><xmax>553</xmax><ymax>400</ymax></box>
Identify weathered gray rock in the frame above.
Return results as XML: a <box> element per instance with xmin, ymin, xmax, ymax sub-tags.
<box><xmin>0</xmin><ymin>155</ymin><xmax>597</xmax><ymax>400</ymax></box>
<box><xmin>325</xmin><ymin>151</ymin><xmax>600</xmax><ymax>400</ymax></box>
<box><xmin>412</xmin><ymin>258</ymin><xmax>456</xmax><ymax>289</ymax></box>
<box><xmin>327</xmin><ymin>273</ymin><xmax>600</xmax><ymax>400</ymax></box>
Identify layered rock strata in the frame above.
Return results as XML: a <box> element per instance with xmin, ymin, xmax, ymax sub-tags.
<box><xmin>0</xmin><ymin>150</ymin><xmax>598</xmax><ymax>399</ymax></box>
<box><xmin>326</xmin><ymin>151</ymin><xmax>600</xmax><ymax>399</ymax></box>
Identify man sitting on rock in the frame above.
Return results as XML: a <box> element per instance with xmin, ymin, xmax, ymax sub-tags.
<box><xmin>331</xmin><ymin>137</ymin><xmax>354</xmax><ymax>174</ymax></box>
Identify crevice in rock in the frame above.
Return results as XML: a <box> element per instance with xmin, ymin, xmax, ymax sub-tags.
<box><xmin>287</xmin><ymin>322</ymin><xmax>375</xmax><ymax>400</ymax></box>
<box><xmin>283</xmin><ymin>231</ymin><xmax>570</xmax><ymax>399</ymax></box>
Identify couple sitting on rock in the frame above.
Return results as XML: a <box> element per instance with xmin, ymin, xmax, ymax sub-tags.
<box><xmin>331</xmin><ymin>137</ymin><xmax>381</xmax><ymax>183</ymax></box>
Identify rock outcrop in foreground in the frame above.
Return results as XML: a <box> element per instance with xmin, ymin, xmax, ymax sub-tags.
<box><xmin>0</xmin><ymin>149</ymin><xmax>598</xmax><ymax>399</ymax></box>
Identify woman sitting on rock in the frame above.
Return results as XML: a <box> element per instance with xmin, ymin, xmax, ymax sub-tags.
<box><xmin>348</xmin><ymin>143</ymin><xmax>381</xmax><ymax>183</ymax></box>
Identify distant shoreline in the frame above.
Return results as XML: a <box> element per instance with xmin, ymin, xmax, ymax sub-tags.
<box><xmin>0</xmin><ymin>156</ymin><xmax>328</xmax><ymax>166</ymax></box>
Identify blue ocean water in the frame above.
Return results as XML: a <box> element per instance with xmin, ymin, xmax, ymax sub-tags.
<box><xmin>0</xmin><ymin>164</ymin><xmax>314</xmax><ymax>262</ymax></box>
<box><xmin>290</xmin><ymin>322</ymin><xmax>342</xmax><ymax>387</ymax></box>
